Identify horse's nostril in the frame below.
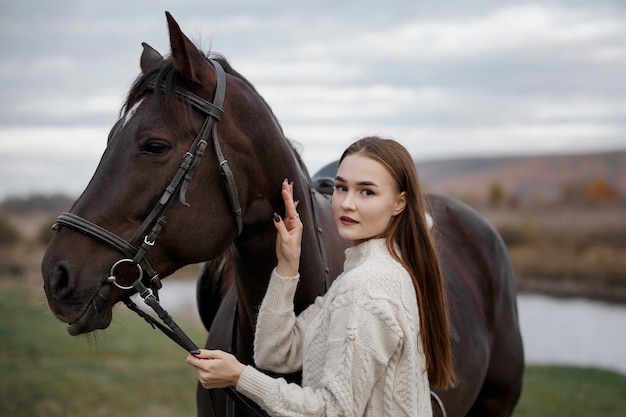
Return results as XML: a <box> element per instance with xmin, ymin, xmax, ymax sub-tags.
<box><xmin>50</xmin><ymin>263</ymin><xmax>72</xmax><ymax>300</ymax></box>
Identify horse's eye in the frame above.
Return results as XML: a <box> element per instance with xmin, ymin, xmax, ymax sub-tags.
<box><xmin>140</xmin><ymin>141</ymin><xmax>171</xmax><ymax>156</ymax></box>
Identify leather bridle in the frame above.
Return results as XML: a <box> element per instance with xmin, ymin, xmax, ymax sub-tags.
<box><xmin>55</xmin><ymin>59</ymin><xmax>239</xmax><ymax>300</ymax></box>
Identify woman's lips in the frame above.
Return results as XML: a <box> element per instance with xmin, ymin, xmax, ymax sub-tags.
<box><xmin>339</xmin><ymin>216</ymin><xmax>358</xmax><ymax>226</ymax></box>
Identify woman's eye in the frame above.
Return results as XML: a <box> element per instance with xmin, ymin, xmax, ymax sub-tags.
<box><xmin>334</xmin><ymin>185</ymin><xmax>347</xmax><ymax>192</ymax></box>
<box><xmin>361</xmin><ymin>189</ymin><xmax>375</xmax><ymax>196</ymax></box>
<box><xmin>140</xmin><ymin>141</ymin><xmax>170</xmax><ymax>156</ymax></box>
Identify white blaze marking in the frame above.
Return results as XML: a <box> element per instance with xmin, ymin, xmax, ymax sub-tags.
<box><xmin>121</xmin><ymin>98</ymin><xmax>144</xmax><ymax>129</ymax></box>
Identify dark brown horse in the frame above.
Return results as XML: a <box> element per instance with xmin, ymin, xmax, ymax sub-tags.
<box><xmin>41</xmin><ymin>12</ymin><xmax>523</xmax><ymax>417</ymax></box>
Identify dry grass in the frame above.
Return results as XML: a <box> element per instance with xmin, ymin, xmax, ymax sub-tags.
<box><xmin>480</xmin><ymin>204</ymin><xmax>626</xmax><ymax>302</ymax></box>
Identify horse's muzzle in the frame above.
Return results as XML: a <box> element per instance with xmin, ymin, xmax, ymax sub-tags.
<box><xmin>65</xmin><ymin>284</ymin><xmax>114</xmax><ymax>336</ymax></box>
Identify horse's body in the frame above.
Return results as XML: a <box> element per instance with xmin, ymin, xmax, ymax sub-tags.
<box><xmin>41</xmin><ymin>12</ymin><xmax>523</xmax><ymax>417</ymax></box>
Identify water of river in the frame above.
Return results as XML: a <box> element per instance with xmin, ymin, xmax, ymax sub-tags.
<box><xmin>518</xmin><ymin>294</ymin><xmax>626</xmax><ymax>374</ymax></box>
<box><xmin>134</xmin><ymin>281</ymin><xmax>626</xmax><ymax>375</ymax></box>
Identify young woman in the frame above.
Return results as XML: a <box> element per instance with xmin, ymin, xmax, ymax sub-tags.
<box><xmin>187</xmin><ymin>136</ymin><xmax>455</xmax><ymax>416</ymax></box>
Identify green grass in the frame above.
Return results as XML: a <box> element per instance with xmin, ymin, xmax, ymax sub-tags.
<box><xmin>1</xmin><ymin>285</ymin><xmax>625</xmax><ymax>416</ymax></box>
<box><xmin>0</xmin><ymin>285</ymin><xmax>207</xmax><ymax>417</ymax></box>
<box><xmin>514</xmin><ymin>366</ymin><xmax>626</xmax><ymax>417</ymax></box>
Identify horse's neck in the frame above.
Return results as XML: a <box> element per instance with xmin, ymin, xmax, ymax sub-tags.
<box><xmin>233</xmin><ymin>170</ymin><xmax>327</xmax><ymax>309</ymax></box>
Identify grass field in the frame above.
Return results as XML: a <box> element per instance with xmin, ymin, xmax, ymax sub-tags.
<box><xmin>1</xmin><ymin>284</ymin><xmax>625</xmax><ymax>417</ymax></box>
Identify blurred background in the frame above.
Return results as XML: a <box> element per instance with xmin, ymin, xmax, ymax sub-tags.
<box><xmin>1</xmin><ymin>1</ymin><xmax>625</xmax><ymax>416</ymax></box>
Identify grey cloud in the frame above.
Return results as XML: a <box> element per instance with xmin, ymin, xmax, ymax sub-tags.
<box><xmin>1</xmin><ymin>0</ymin><xmax>625</xmax><ymax>198</ymax></box>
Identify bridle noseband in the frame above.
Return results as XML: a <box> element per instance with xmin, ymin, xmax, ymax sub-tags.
<box><xmin>54</xmin><ymin>59</ymin><xmax>240</xmax><ymax>298</ymax></box>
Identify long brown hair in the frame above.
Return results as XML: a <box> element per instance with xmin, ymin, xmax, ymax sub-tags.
<box><xmin>339</xmin><ymin>136</ymin><xmax>456</xmax><ymax>389</ymax></box>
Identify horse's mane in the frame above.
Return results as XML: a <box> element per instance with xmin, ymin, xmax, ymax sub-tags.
<box><xmin>212</xmin><ymin>55</ymin><xmax>313</xmax><ymax>181</ymax></box>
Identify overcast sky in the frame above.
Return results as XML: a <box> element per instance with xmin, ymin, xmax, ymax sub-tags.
<box><xmin>1</xmin><ymin>0</ymin><xmax>625</xmax><ymax>199</ymax></box>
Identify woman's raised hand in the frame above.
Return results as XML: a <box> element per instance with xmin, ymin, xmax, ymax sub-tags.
<box><xmin>273</xmin><ymin>179</ymin><xmax>302</xmax><ymax>277</ymax></box>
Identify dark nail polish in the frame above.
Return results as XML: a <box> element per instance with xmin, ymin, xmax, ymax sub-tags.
<box><xmin>190</xmin><ymin>349</ymin><xmax>201</xmax><ymax>356</ymax></box>
<box><xmin>273</xmin><ymin>213</ymin><xmax>281</xmax><ymax>223</ymax></box>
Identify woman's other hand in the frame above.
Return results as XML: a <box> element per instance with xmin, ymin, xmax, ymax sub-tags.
<box><xmin>186</xmin><ymin>349</ymin><xmax>246</xmax><ymax>389</ymax></box>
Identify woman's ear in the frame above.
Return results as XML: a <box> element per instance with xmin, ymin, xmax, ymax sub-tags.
<box><xmin>393</xmin><ymin>191</ymin><xmax>407</xmax><ymax>216</ymax></box>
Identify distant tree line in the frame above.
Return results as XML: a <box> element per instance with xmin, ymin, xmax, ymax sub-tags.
<box><xmin>0</xmin><ymin>215</ymin><xmax>20</xmax><ymax>246</ymax></box>
<box><xmin>0</xmin><ymin>194</ymin><xmax>74</xmax><ymax>247</ymax></box>
<box><xmin>560</xmin><ymin>178</ymin><xmax>623</xmax><ymax>204</ymax></box>
<box><xmin>486</xmin><ymin>177</ymin><xmax>624</xmax><ymax>208</ymax></box>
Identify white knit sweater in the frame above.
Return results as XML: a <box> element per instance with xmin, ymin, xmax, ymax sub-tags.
<box><xmin>236</xmin><ymin>238</ymin><xmax>432</xmax><ymax>416</ymax></box>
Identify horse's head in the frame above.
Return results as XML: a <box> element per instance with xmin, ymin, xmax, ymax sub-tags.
<box><xmin>41</xmin><ymin>12</ymin><xmax>291</xmax><ymax>335</ymax></box>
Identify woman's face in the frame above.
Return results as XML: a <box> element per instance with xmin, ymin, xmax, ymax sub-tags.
<box><xmin>332</xmin><ymin>153</ymin><xmax>406</xmax><ymax>244</ymax></box>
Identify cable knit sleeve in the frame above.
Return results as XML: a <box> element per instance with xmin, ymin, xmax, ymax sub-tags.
<box><xmin>237</xmin><ymin>289</ymin><xmax>403</xmax><ymax>417</ymax></box>
<box><xmin>253</xmin><ymin>268</ymin><xmax>325</xmax><ymax>373</ymax></box>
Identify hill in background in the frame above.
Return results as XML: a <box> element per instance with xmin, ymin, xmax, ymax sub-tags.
<box><xmin>416</xmin><ymin>150</ymin><xmax>626</xmax><ymax>204</ymax></box>
<box><xmin>314</xmin><ymin>148</ymin><xmax>626</xmax><ymax>205</ymax></box>
<box><xmin>0</xmin><ymin>194</ymin><xmax>74</xmax><ymax>215</ymax></box>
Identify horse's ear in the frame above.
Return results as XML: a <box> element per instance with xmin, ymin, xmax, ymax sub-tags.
<box><xmin>140</xmin><ymin>42</ymin><xmax>163</xmax><ymax>74</ymax></box>
<box><xmin>165</xmin><ymin>11</ymin><xmax>206</xmax><ymax>85</ymax></box>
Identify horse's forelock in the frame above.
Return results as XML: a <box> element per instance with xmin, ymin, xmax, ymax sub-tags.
<box><xmin>121</xmin><ymin>59</ymin><xmax>194</xmax><ymax>131</ymax></box>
